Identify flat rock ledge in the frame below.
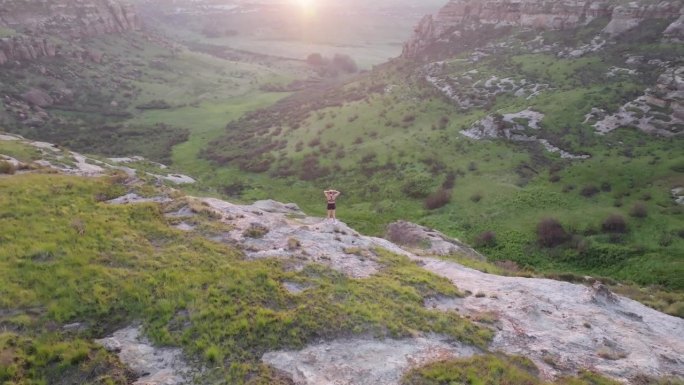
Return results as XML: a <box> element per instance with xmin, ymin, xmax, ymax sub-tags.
<box><xmin>417</xmin><ymin>258</ymin><xmax>684</xmax><ymax>381</ymax></box>
<box><xmin>96</xmin><ymin>326</ymin><xmax>192</xmax><ymax>385</ymax></box>
<box><xmin>197</xmin><ymin>197</ymin><xmax>417</xmax><ymax>278</ymax></box>
<box><xmin>262</xmin><ymin>336</ymin><xmax>479</xmax><ymax>385</ymax></box>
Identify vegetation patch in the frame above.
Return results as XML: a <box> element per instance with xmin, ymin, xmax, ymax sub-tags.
<box><xmin>401</xmin><ymin>354</ymin><xmax>639</xmax><ymax>385</ymax></box>
<box><xmin>0</xmin><ymin>173</ymin><xmax>490</xmax><ymax>384</ymax></box>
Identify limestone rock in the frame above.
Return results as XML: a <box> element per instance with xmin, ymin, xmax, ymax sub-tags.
<box><xmin>603</xmin><ymin>2</ymin><xmax>681</xmax><ymax>36</ymax></box>
<box><xmin>95</xmin><ymin>326</ymin><xmax>191</xmax><ymax>385</ymax></box>
<box><xmin>403</xmin><ymin>0</ymin><xmax>681</xmax><ymax>58</ymax></box>
<box><xmin>21</xmin><ymin>88</ymin><xmax>53</xmax><ymax>107</ymax></box>
<box><xmin>0</xmin><ymin>0</ymin><xmax>139</xmax><ymax>65</ymax></box>
<box><xmin>664</xmin><ymin>9</ymin><xmax>684</xmax><ymax>41</ymax></box>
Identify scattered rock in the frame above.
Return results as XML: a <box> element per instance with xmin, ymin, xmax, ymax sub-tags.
<box><xmin>107</xmin><ymin>194</ymin><xmax>172</xmax><ymax>205</ymax></box>
<box><xmin>21</xmin><ymin>88</ymin><xmax>53</xmax><ymax>108</ymax></box>
<box><xmin>461</xmin><ymin>109</ymin><xmax>590</xmax><ymax>159</ymax></box>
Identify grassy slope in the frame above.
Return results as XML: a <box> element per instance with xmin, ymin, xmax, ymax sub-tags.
<box><xmin>0</xmin><ymin>31</ymin><xmax>296</xmax><ymax>166</ymax></box>
<box><xmin>196</xmin><ymin>21</ymin><xmax>684</xmax><ymax>294</ymax></box>
<box><xmin>401</xmin><ymin>354</ymin><xmax>684</xmax><ymax>385</ymax></box>
<box><xmin>0</xmin><ymin>161</ymin><xmax>492</xmax><ymax>383</ymax></box>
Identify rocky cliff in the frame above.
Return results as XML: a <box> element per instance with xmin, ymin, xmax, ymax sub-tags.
<box><xmin>403</xmin><ymin>0</ymin><xmax>683</xmax><ymax>57</ymax></box>
<box><xmin>0</xmin><ymin>0</ymin><xmax>139</xmax><ymax>64</ymax></box>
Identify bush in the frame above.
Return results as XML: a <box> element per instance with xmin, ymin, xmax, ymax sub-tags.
<box><xmin>549</xmin><ymin>174</ymin><xmax>561</xmax><ymax>183</ymax></box>
<box><xmin>537</xmin><ymin>218</ymin><xmax>570</xmax><ymax>247</ymax></box>
<box><xmin>580</xmin><ymin>185</ymin><xmax>600</xmax><ymax>197</ymax></box>
<box><xmin>470</xmin><ymin>192</ymin><xmax>483</xmax><ymax>203</ymax></box>
<box><xmin>442</xmin><ymin>172</ymin><xmax>456</xmax><ymax>189</ymax></box>
<box><xmin>474</xmin><ymin>231</ymin><xmax>497</xmax><ymax>247</ymax></box>
<box><xmin>244</xmin><ymin>223</ymin><xmax>269</xmax><ymax>238</ymax></box>
<box><xmin>332</xmin><ymin>54</ymin><xmax>358</xmax><ymax>73</ymax></box>
<box><xmin>630</xmin><ymin>202</ymin><xmax>648</xmax><ymax>218</ymax></box>
<box><xmin>385</xmin><ymin>222</ymin><xmax>423</xmax><ymax>247</ymax></box>
<box><xmin>0</xmin><ymin>160</ymin><xmax>16</xmax><ymax>175</ymax></box>
<box><xmin>424</xmin><ymin>189</ymin><xmax>452</xmax><ymax>210</ymax></box>
<box><xmin>401</xmin><ymin>176</ymin><xmax>432</xmax><ymax>199</ymax></box>
<box><xmin>602</xmin><ymin>214</ymin><xmax>628</xmax><ymax>233</ymax></box>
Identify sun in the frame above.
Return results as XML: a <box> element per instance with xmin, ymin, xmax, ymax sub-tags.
<box><xmin>294</xmin><ymin>0</ymin><xmax>317</xmax><ymax>16</ymax></box>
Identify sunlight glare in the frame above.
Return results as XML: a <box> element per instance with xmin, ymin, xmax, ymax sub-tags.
<box><xmin>295</xmin><ymin>0</ymin><xmax>317</xmax><ymax>17</ymax></box>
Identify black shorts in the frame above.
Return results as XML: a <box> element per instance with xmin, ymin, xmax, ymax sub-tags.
<box><xmin>327</xmin><ymin>203</ymin><xmax>336</xmax><ymax>210</ymax></box>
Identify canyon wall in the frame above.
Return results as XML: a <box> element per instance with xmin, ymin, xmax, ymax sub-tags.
<box><xmin>0</xmin><ymin>0</ymin><xmax>140</xmax><ymax>64</ymax></box>
<box><xmin>403</xmin><ymin>0</ymin><xmax>683</xmax><ymax>57</ymax></box>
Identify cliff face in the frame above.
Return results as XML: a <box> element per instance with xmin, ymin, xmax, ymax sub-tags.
<box><xmin>0</xmin><ymin>0</ymin><xmax>140</xmax><ymax>65</ymax></box>
<box><xmin>403</xmin><ymin>0</ymin><xmax>682</xmax><ymax>57</ymax></box>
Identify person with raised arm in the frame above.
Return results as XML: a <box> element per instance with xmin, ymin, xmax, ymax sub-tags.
<box><xmin>324</xmin><ymin>188</ymin><xmax>341</xmax><ymax>222</ymax></box>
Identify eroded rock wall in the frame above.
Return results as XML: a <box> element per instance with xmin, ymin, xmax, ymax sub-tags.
<box><xmin>403</xmin><ymin>0</ymin><xmax>681</xmax><ymax>57</ymax></box>
<box><xmin>0</xmin><ymin>0</ymin><xmax>139</xmax><ymax>64</ymax></box>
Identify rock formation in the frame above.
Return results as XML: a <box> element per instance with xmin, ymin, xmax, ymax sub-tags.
<box><xmin>0</xmin><ymin>0</ymin><xmax>139</xmax><ymax>64</ymax></box>
<box><xmin>402</xmin><ymin>0</ymin><xmax>682</xmax><ymax>58</ymax></box>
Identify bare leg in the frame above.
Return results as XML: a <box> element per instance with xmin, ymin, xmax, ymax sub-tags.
<box><xmin>332</xmin><ymin>209</ymin><xmax>336</xmax><ymax>222</ymax></box>
<box><xmin>327</xmin><ymin>210</ymin><xmax>333</xmax><ymax>220</ymax></box>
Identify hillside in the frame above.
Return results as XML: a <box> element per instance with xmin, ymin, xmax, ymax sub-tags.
<box><xmin>199</xmin><ymin>0</ymin><xmax>684</xmax><ymax>295</ymax></box>
<box><xmin>0</xmin><ymin>1</ymin><xmax>683</xmax><ymax>382</ymax></box>
<box><xmin>1</xmin><ymin>133</ymin><xmax>683</xmax><ymax>384</ymax></box>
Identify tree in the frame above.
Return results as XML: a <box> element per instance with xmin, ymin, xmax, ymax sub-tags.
<box><xmin>306</xmin><ymin>53</ymin><xmax>324</xmax><ymax>67</ymax></box>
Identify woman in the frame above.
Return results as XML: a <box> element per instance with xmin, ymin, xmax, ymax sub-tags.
<box><xmin>324</xmin><ymin>189</ymin><xmax>341</xmax><ymax>222</ymax></box>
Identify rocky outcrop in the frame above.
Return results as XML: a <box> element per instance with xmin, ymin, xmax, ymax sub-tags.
<box><xmin>664</xmin><ymin>7</ymin><xmax>684</xmax><ymax>41</ymax></box>
<box><xmin>0</xmin><ymin>0</ymin><xmax>139</xmax><ymax>64</ymax></box>
<box><xmin>96</xmin><ymin>326</ymin><xmax>191</xmax><ymax>385</ymax></box>
<box><xmin>603</xmin><ymin>1</ymin><xmax>681</xmax><ymax>36</ymax></box>
<box><xmin>402</xmin><ymin>0</ymin><xmax>681</xmax><ymax>58</ymax></box>
<box><xmin>590</xmin><ymin>66</ymin><xmax>683</xmax><ymax>136</ymax></box>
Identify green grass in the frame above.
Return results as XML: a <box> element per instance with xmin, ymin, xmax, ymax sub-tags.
<box><xmin>193</xmin><ymin>32</ymin><xmax>684</xmax><ymax>295</ymax></box>
<box><xmin>400</xmin><ymin>354</ymin><xmax>665</xmax><ymax>385</ymax></box>
<box><xmin>0</xmin><ymin>172</ymin><xmax>491</xmax><ymax>383</ymax></box>
<box><xmin>0</xmin><ymin>140</ymin><xmax>42</xmax><ymax>162</ymax></box>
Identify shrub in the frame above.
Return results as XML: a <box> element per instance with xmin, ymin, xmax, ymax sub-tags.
<box><xmin>442</xmin><ymin>172</ymin><xmax>456</xmax><ymax>189</ymax></box>
<box><xmin>474</xmin><ymin>231</ymin><xmax>497</xmax><ymax>247</ymax></box>
<box><xmin>630</xmin><ymin>202</ymin><xmax>648</xmax><ymax>218</ymax></box>
<box><xmin>602</xmin><ymin>214</ymin><xmax>628</xmax><ymax>234</ymax></box>
<box><xmin>332</xmin><ymin>54</ymin><xmax>358</xmax><ymax>73</ymax></box>
<box><xmin>537</xmin><ymin>218</ymin><xmax>570</xmax><ymax>247</ymax></box>
<box><xmin>470</xmin><ymin>192</ymin><xmax>483</xmax><ymax>203</ymax></box>
<box><xmin>601</xmin><ymin>182</ymin><xmax>612</xmax><ymax>192</ymax></box>
<box><xmin>402</xmin><ymin>177</ymin><xmax>432</xmax><ymax>199</ymax></box>
<box><xmin>385</xmin><ymin>222</ymin><xmax>423</xmax><ymax>247</ymax></box>
<box><xmin>287</xmin><ymin>238</ymin><xmax>301</xmax><ymax>250</ymax></box>
<box><xmin>468</xmin><ymin>162</ymin><xmax>478</xmax><ymax>172</ymax></box>
<box><xmin>424</xmin><ymin>188</ymin><xmax>452</xmax><ymax>210</ymax></box>
<box><xmin>244</xmin><ymin>223</ymin><xmax>269</xmax><ymax>238</ymax></box>
<box><xmin>0</xmin><ymin>160</ymin><xmax>16</xmax><ymax>175</ymax></box>
<box><xmin>549</xmin><ymin>174</ymin><xmax>561</xmax><ymax>183</ymax></box>
<box><xmin>580</xmin><ymin>184</ymin><xmax>600</xmax><ymax>197</ymax></box>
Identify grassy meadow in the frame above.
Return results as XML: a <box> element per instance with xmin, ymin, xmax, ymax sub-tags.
<box><xmin>0</xmin><ymin>168</ymin><xmax>493</xmax><ymax>384</ymax></box>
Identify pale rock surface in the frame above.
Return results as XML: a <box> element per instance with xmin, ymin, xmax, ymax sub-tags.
<box><xmin>262</xmin><ymin>336</ymin><xmax>480</xmax><ymax>385</ymax></box>
<box><xmin>461</xmin><ymin>109</ymin><xmax>590</xmax><ymax>159</ymax></box>
<box><xmin>196</xmin><ymin>197</ymin><xmax>414</xmax><ymax>278</ymax></box>
<box><xmin>673</xmin><ymin>187</ymin><xmax>684</xmax><ymax>205</ymax></box>
<box><xmin>107</xmin><ymin>193</ymin><xmax>172</xmax><ymax>205</ymax></box>
<box><xmin>95</xmin><ymin>326</ymin><xmax>190</xmax><ymax>385</ymax></box>
<box><xmin>415</xmin><ymin>258</ymin><xmax>684</xmax><ymax>381</ymax></box>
